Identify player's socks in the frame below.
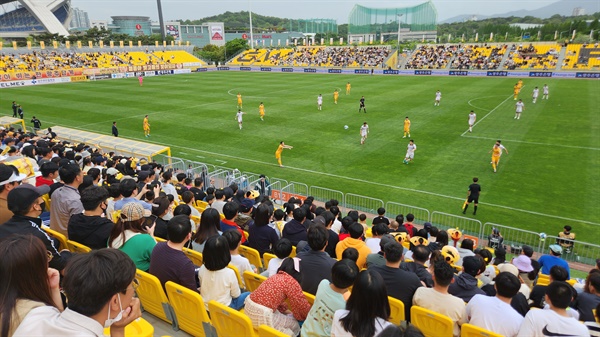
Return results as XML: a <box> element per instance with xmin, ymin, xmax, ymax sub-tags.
<box><xmin>462</xmin><ymin>204</ymin><xmax>468</xmax><ymax>214</ymax></box>
<box><xmin>492</xmin><ymin>163</ymin><xmax>496</xmax><ymax>172</ymax></box>
<box><xmin>473</xmin><ymin>206</ymin><xmax>477</xmax><ymax>215</ymax></box>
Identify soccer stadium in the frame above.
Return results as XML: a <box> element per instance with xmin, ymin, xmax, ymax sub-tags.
<box><xmin>0</xmin><ymin>0</ymin><xmax>599</xmax><ymax>336</ymax></box>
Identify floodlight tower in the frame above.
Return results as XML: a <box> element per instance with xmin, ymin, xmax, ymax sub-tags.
<box><xmin>157</xmin><ymin>0</ymin><xmax>166</xmax><ymax>41</ymax></box>
<box><xmin>397</xmin><ymin>13</ymin><xmax>403</xmax><ymax>47</ymax></box>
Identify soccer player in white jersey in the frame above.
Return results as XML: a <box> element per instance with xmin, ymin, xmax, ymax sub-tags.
<box><xmin>317</xmin><ymin>94</ymin><xmax>323</xmax><ymax>110</ymax></box>
<box><xmin>542</xmin><ymin>84</ymin><xmax>549</xmax><ymax>100</ymax></box>
<box><xmin>360</xmin><ymin>122</ymin><xmax>369</xmax><ymax>145</ymax></box>
<box><xmin>403</xmin><ymin>140</ymin><xmax>417</xmax><ymax>164</ymax></box>
<box><xmin>236</xmin><ymin>109</ymin><xmax>245</xmax><ymax>130</ymax></box>
<box><xmin>532</xmin><ymin>87</ymin><xmax>540</xmax><ymax>103</ymax></box>
<box><xmin>514</xmin><ymin>99</ymin><xmax>525</xmax><ymax>120</ymax></box>
<box><xmin>468</xmin><ymin>110</ymin><xmax>477</xmax><ymax>133</ymax></box>
<box><xmin>434</xmin><ymin>90</ymin><xmax>442</xmax><ymax>106</ymax></box>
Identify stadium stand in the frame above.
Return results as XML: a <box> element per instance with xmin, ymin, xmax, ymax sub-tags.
<box><xmin>450</xmin><ymin>44</ymin><xmax>507</xmax><ymax>70</ymax></box>
<box><xmin>405</xmin><ymin>45</ymin><xmax>456</xmax><ymax>69</ymax></box>
<box><xmin>562</xmin><ymin>44</ymin><xmax>600</xmax><ymax>70</ymax></box>
<box><xmin>504</xmin><ymin>43</ymin><xmax>561</xmax><ymax>70</ymax></box>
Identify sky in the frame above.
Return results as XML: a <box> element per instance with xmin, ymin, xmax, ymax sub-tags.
<box><xmin>69</xmin><ymin>0</ymin><xmax>582</xmax><ymax>23</ymax></box>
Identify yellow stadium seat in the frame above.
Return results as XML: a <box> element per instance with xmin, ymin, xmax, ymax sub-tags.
<box><xmin>182</xmin><ymin>247</ymin><xmax>203</xmax><ymax>267</ymax></box>
<box><xmin>41</xmin><ymin>194</ymin><xmax>51</xmax><ymax>211</ymax></box>
<box><xmin>460</xmin><ymin>323</ymin><xmax>503</xmax><ymax>337</ymax></box>
<box><xmin>41</xmin><ymin>226</ymin><xmax>68</xmax><ymax>251</ymax></box>
<box><xmin>155</xmin><ymin>237</ymin><xmax>167</xmax><ymax>243</ymax></box>
<box><xmin>593</xmin><ymin>309</ymin><xmax>598</xmax><ymax>323</ymax></box>
<box><xmin>262</xmin><ymin>252</ymin><xmax>277</xmax><ymax>269</ymax></box>
<box><xmin>196</xmin><ymin>200</ymin><xmax>209</xmax><ymax>208</ymax></box>
<box><xmin>257</xmin><ymin>324</ymin><xmax>288</xmax><ymax>337</ymax></box>
<box><xmin>536</xmin><ymin>273</ymin><xmax>550</xmax><ymax>286</ymax></box>
<box><xmin>303</xmin><ymin>291</ymin><xmax>315</xmax><ymax>306</ymax></box>
<box><xmin>239</xmin><ymin>245</ymin><xmax>263</xmax><ymax>271</ymax></box>
<box><xmin>388</xmin><ymin>296</ymin><xmax>406</xmax><ymax>325</ymax></box>
<box><xmin>112</xmin><ymin>210</ymin><xmax>121</xmax><ymax>223</ymax></box>
<box><xmin>243</xmin><ymin>270</ymin><xmax>267</xmax><ymax>292</ymax></box>
<box><xmin>190</xmin><ymin>215</ymin><xmax>201</xmax><ymax>226</ymax></box>
<box><xmin>208</xmin><ymin>300</ymin><xmax>257</xmax><ymax>337</ymax></box>
<box><xmin>411</xmin><ymin>306</ymin><xmax>453</xmax><ymax>337</ymax></box>
<box><xmin>135</xmin><ymin>269</ymin><xmax>177</xmax><ymax>328</ymax></box>
<box><xmin>290</xmin><ymin>246</ymin><xmax>297</xmax><ymax>257</ymax></box>
<box><xmin>244</xmin><ymin>230</ymin><xmax>250</xmax><ymax>240</ymax></box>
<box><xmin>103</xmin><ymin>317</ymin><xmax>154</xmax><ymax>337</ymax></box>
<box><xmin>566</xmin><ymin>279</ymin><xmax>577</xmax><ymax>286</ymax></box>
<box><xmin>220</xmin><ymin>213</ymin><xmax>225</xmax><ymax>220</ymax></box>
<box><xmin>66</xmin><ymin>240</ymin><xmax>91</xmax><ymax>253</ymax></box>
<box><xmin>165</xmin><ymin>281</ymin><xmax>215</xmax><ymax>337</ymax></box>
<box><xmin>227</xmin><ymin>264</ymin><xmax>245</xmax><ymax>290</ymax></box>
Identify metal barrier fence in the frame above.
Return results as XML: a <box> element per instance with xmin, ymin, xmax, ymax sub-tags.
<box><xmin>345</xmin><ymin>193</ymin><xmax>384</xmax><ymax>215</ymax></box>
<box><xmin>270</xmin><ymin>181</ymin><xmax>283</xmax><ymax>205</ymax></box>
<box><xmin>482</xmin><ymin>222</ymin><xmax>545</xmax><ymax>255</ymax></box>
<box><xmin>430</xmin><ymin>212</ymin><xmax>483</xmax><ymax>239</ymax></box>
<box><xmin>309</xmin><ymin>186</ymin><xmax>345</xmax><ymax>209</ymax></box>
<box><xmin>385</xmin><ymin>202</ymin><xmax>430</xmax><ymax>226</ymax></box>
<box><xmin>282</xmin><ymin>181</ymin><xmax>309</xmax><ymax>199</ymax></box>
<box><xmin>208</xmin><ymin>169</ymin><xmax>230</xmax><ymax>189</ymax></box>
<box><xmin>544</xmin><ymin>235</ymin><xmax>600</xmax><ymax>267</ymax></box>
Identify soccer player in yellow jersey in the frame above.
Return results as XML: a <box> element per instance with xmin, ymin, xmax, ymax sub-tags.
<box><xmin>517</xmin><ymin>79</ymin><xmax>523</xmax><ymax>91</ymax></box>
<box><xmin>275</xmin><ymin>141</ymin><xmax>293</xmax><ymax>167</ymax></box>
<box><xmin>259</xmin><ymin>102</ymin><xmax>265</xmax><ymax>121</ymax></box>
<box><xmin>333</xmin><ymin>89</ymin><xmax>339</xmax><ymax>104</ymax></box>
<box><xmin>143</xmin><ymin>115</ymin><xmax>150</xmax><ymax>137</ymax></box>
<box><xmin>346</xmin><ymin>82</ymin><xmax>351</xmax><ymax>95</ymax></box>
<box><xmin>489</xmin><ymin>143</ymin><xmax>503</xmax><ymax>173</ymax></box>
<box><xmin>237</xmin><ymin>93</ymin><xmax>243</xmax><ymax>109</ymax></box>
<box><xmin>513</xmin><ymin>83</ymin><xmax>520</xmax><ymax>100</ymax></box>
<box><xmin>403</xmin><ymin>117</ymin><xmax>411</xmax><ymax>138</ymax></box>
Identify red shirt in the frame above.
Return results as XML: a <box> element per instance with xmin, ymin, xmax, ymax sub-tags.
<box><xmin>36</xmin><ymin>176</ymin><xmax>54</xmax><ymax>187</ymax></box>
<box><xmin>249</xmin><ymin>271</ymin><xmax>310</xmax><ymax>321</ymax></box>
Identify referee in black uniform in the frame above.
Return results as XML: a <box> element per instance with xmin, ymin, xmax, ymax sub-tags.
<box><xmin>462</xmin><ymin>177</ymin><xmax>481</xmax><ymax>215</ymax></box>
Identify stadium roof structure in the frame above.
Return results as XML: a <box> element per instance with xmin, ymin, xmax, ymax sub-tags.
<box><xmin>0</xmin><ymin>0</ymin><xmax>71</xmax><ymax>38</ymax></box>
<box><xmin>348</xmin><ymin>0</ymin><xmax>437</xmax><ymax>35</ymax></box>
<box><xmin>48</xmin><ymin>125</ymin><xmax>171</xmax><ymax>161</ymax></box>
<box><xmin>0</xmin><ymin>116</ymin><xmax>27</xmax><ymax>132</ymax></box>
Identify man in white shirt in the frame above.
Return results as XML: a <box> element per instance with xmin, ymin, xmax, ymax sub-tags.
<box><xmin>532</xmin><ymin>86</ymin><xmax>540</xmax><ymax>103</ymax></box>
<box><xmin>517</xmin><ymin>281</ymin><xmax>590</xmax><ymax>337</ymax></box>
<box><xmin>434</xmin><ymin>90</ymin><xmax>442</xmax><ymax>106</ymax></box>
<box><xmin>236</xmin><ymin>109</ymin><xmax>245</xmax><ymax>130</ymax></box>
<box><xmin>468</xmin><ymin>111</ymin><xmax>476</xmax><ymax>133</ymax></box>
<box><xmin>542</xmin><ymin>84</ymin><xmax>549</xmax><ymax>100</ymax></box>
<box><xmin>514</xmin><ymin>99</ymin><xmax>525</xmax><ymax>120</ymax></box>
<box><xmin>317</xmin><ymin>94</ymin><xmax>323</xmax><ymax>110</ymax></box>
<box><xmin>14</xmin><ymin>249</ymin><xmax>142</xmax><ymax>337</ymax></box>
<box><xmin>403</xmin><ymin>140</ymin><xmax>417</xmax><ymax>165</ymax></box>
<box><xmin>360</xmin><ymin>122</ymin><xmax>369</xmax><ymax>145</ymax></box>
<box><xmin>413</xmin><ymin>260</ymin><xmax>467</xmax><ymax>337</ymax></box>
<box><xmin>466</xmin><ymin>272</ymin><xmax>524</xmax><ymax>337</ymax></box>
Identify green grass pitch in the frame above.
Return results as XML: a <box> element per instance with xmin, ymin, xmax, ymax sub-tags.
<box><xmin>3</xmin><ymin>72</ymin><xmax>599</xmax><ymax>243</ymax></box>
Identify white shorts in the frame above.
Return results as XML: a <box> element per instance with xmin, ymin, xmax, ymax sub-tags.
<box><xmin>406</xmin><ymin>152</ymin><xmax>414</xmax><ymax>159</ymax></box>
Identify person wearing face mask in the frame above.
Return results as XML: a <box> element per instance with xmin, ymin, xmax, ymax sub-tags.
<box><xmin>13</xmin><ymin>248</ymin><xmax>142</xmax><ymax>337</ymax></box>
<box><xmin>0</xmin><ymin>184</ymin><xmax>72</xmax><ymax>272</ymax></box>
<box><xmin>67</xmin><ymin>186</ymin><xmax>115</xmax><ymax>250</ymax></box>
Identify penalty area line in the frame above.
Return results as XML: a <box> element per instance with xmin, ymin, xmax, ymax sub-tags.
<box><xmin>461</xmin><ymin>93</ymin><xmax>514</xmax><ymax>137</ymax></box>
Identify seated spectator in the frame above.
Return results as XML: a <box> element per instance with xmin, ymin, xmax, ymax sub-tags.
<box><xmin>335</xmin><ymin>222</ymin><xmax>371</xmax><ymax>269</ymax></box>
<box><xmin>301</xmin><ymin>259</ymin><xmax>359</xmax><ymax>337</ymax></box>
<box><xmin>282</xmin><ymin>207</ymin><xmax>309</xmax><ymax>246</ymax></box>
<box><xmin>539</xmin><ymin>244</ymin><xmax>570</xmax><ymax>278</ymax></box>
<box><xmin>67</xmin><ymin>185</ymin><xmax>114</xmax><ymax>250</ymax></box>
<box><xmin>211</xmin><ymin>189</ymin><xmax>227</xmax><ymax>213</ymax></box>
<box><xmin>341</xmin><ymin>247</ymin><xmax>359</xmax><ymax>263</ymax></box>
<box><xmin>319</xmin><ymin>210</ymin><xmax>339</xmax><ymax>259</ymax></box>
<box><xmin>486</xmin><ymin>263</ymin><xmax>531</xmax><ymax>317</ymax></box>
<box><xmin>234</xmin><ymin>198</ymin><xmax>255</xmax><ymax>232</ymax></box>
<box><xmin>366</xmin><ymin>234</ymin><xmax>395</xmax><ymax>269</ymax></box>
<box><xmin>477</xmin><ymin>248</ymin><xmax>496</xmax><ymax>282</ymax></box>
<box><xmin>297</xmin><ymin>224</ymin><xmax>336</xmax><ymax>295</ymax></box>
<box><xmin>189</xmin><ymin>177</ymin><xmax>206</xmax><ymax>203</ymax></box>
<box><xmin>487</xmin><ymin>228</ymin><xmax>504</xmax><ymax>249</ymax></box>
<box><xmin>113</xmin><ymin>178</ymin><xmax>152</xmax><ymax>211</ymax></box>
<box><xmin>224</xmin><ymin>230</ymin><xmax>256</xmax><ymax>288</ymax></box>
<box><xmin>267</xmin><ymin>238</ymin><xmax>293</xmax><ymax>277</ymax></box>
<box><xmin>149</xmin><ymin>196</ymin><xmax>170</xmax><ymax>239</ymax></box>
<box><xmin>108</xmin><ymin>202</ymin><xmax>155</xmax><ymax>271</ymax></box>
<box><xmin>402</xmin><ymin>213</ymin><xmax>417</xmax><ymax>237</ymax></box>
<box><xmin>530</xmin><ymin>265</ymin><xmax>569</xmax><ymax>308</ymax></box>
<box><xmin>269</xmin><ymin>208</ymin><xmax>286</xmax><ymax>238</ymax></box>
<box><xmin>50</xmin><ymin>163</ymin><xmax>84</xmax><ymax>237</ymax></box>
<box><xmin>466</xmin><ymin>272</ymin><xmax>524</xmax><ymax>336</ymax></box>
<box><xmin>14</xmin><ymin>249</ymin><xmax>141</xmax><ymax>337</ymax></box>
<box><xmin>245</xmin><ymin>258</ymin><xmax>311</xmax><ymax>336</ymax></box>
<box><xmin>149</xmin><ymin>215</ymin><xmax>196</xmax><ymax>292</ymax></box>
<box><xmin>181</xmin><ymin>191</ymin><xmax>201</xmax><ymax>218</ymax></box>
<box><xmin>492</xmin><ymin>246</ymin><xmax>506</xmax><ymax>265</ymax></box>
<box><xmin>198</xmin><ymin>235</ymin><xmax>249</xmax><ymax>310</ymax></box>
<box><xmin>371</xmin><ymin>207</ymin><xmax>389</xmax><ymax>226</ymax></box>
<box><xmin>512</xmin><ymin>245</ymin><xmax>534</xmax><ymax>288</ymax></box>
<box><xmin>331</xmin><ymin>269</ymin><xmax>392</xmax><ymax>336</ymax></box>
<box><xmin>0</xmin><ymin>235</ymin><xmax>64</xmax><ymax>336</ymax></box>
<box><xmin>456</xmin><ymin>238</ymin><xmax>475</xmax><ymax>266</ymax></box>
<box><xmin>413</xmin><ymin>261</ymin><xmax>467</xmax><ymax>337</ymax></box>
<box><xmin>366</xmin><ymin>223</ymin><xmax>388</xmax><ymax>253</ymax></box>
<box><xmin>517</xmin><ymin>281</ymin><xmax>590</xmax><ymax>337</ymax></box>
<box><xmin>247</xmin><ymin>203</ymin><xmax>279</xmax><ymax>256</ymax></box>
<box><xmin>403</xmin><ymin>231</ymin><xmax>428</xmax><ymax>261</ymax></box>
<box><xmin>189</xmin><ymin>207</ymin><xmax>222</xmax><ymax>254</ymax></box>
<box><xmin>401</xmin><ymin>244</ymin><xmax>434</xmax><ymax>287</ymax></box>
<box><xmin>448</xmin><ymin>256</ymin><xmax>485</xmax><ymax>302</ymax></box>
<box><xmin>584</xmin><ymin>303</ymin><xmax>600</xmax><ymax>336</ymax></box>
<box><xmin>557</xmin><ymin>225</ymin><xmax>576</xmax><ymax>253</ymax></box>
<box><xmin>0</xmin><ymin>184</ymin><xmax>71</xmax><ymax>272</ymax></box>
<box><xmin>36</xmin><ymin>161</ymin><xmax>59</xmax><ymax>187</ymax></box>
<box><xmin>220</xmin><ymin>201</ymin><xmax>247</xmax><ymax>243</ymax></box>
<box><xmin>573</xmin><ymin>272</ymin><xmax>600</xmax><ymax>322</ymax></box>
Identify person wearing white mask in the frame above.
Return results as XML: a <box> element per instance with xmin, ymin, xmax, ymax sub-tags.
<box><xmin>13</xmin><ymin>249</ymin><xmax>142</xmax><ymax>337</ymax></box>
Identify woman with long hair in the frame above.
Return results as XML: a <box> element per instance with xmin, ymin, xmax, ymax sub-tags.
<box><xmin>150</xmin><ymin>196</ymin><xmax>170</xmax><ymax>239</ymax></box>
<box><xmin>0</xmin><ymin>234</ymin><xmax>63</xmax><ymax>337</ymax></box>
<box><xmin>108</xmin><ymin>202</ymin><xmax>156</xmax><ymax>271</ymax></box>
<box><xmin>247</xmin><ymin>203</ymin><xmax>278</xmax><ymax>256</ymax></box>
<box><xmin>189</xmin><ymin>207</ymin><xmax>221</xmax><ymax>253</ymax></box>
<box><xmin>331</xmin><ymin>269</ymin><xmax>391</xmax><ymax>337</ymax></box>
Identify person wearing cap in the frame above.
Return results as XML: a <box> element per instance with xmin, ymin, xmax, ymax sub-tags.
<box><xmin>50</xmin><ymin>163</ymin><xmax>84</xmax><ymax>237</ymax></box>
<box><xmin>0</xmin><ymin>164</ymin><xmax>27</xmax><ymax>224</ymax></box>
<box><xmin>539</xmin><ymin>244</ymin><xmax>571</xmax><ymax>279</ymax></box>
<box><xmin>108</xmin><ymin>202</ymin><xmax>155</xmax><ymax>271</ymax></box>
<box><xmin>413</xmin><ymin>260</ymin><xmax>467</xmax><ymax>337</ymax></box>
<box><xmin>512</xmin><ymin>245</ymin><xmax>535</xmax><ymax>288</ymax></box>
<box><xmin>487</xmin><ymin>228</ymin><xmax>504</xmax><ymax>249</ymax></box>
<box><xmin>466</xmin><ymin>272</ymin><xmax>524</xmax><ymax>336</ymax></box>
<box><xmin>448</xmin><ymin>255</ymin><xmax>486</xmax><ymax>302</ymax></box>
<box><xmin>67</xmin><ymin>186</ymin><xmax>114</xmax><ymax>250</ymax></box>
<box><xmin>0</xmin><ymin>184</ymin><xmax>72</xmax><ymax>272</ymax></box>
<box><xmin>234</xmin><ymin>198</ymin><xmax>255</xmax><ymax>232</ymax></box>
<box><xmin>557</xmin><ymin>225</ymin><xmax>576</xmax><ymax>254</ymax></box>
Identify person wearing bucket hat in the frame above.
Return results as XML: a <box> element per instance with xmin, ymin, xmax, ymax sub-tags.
<box><xmin>0</xmin><ymin>184</ymin><xmax>72</xmax><ymax>271</ymax></box>
<box><xmin>0</xmin><ymin>164</ymin><xmax>27</xmax><ymax>224</ymax></box>
<box><xmin>538</xmin><ymin>244</ymin><xmax>571</xmax><ymax>279</ymax></box>
<box><xmin>108</xmin><ymin>202</ymin><xmax>154</xmax><ymax>271</ymax></box>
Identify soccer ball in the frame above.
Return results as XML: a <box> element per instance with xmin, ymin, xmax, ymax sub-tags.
<box><xmin>344</xmin><ymin>125</ymin><xmax>349</xmax><ymax>130</ymax></box>
<box><xmin>539</xmin><ymin>232</ymin><xmax>547</xmax><ymax>240</ymax></box>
